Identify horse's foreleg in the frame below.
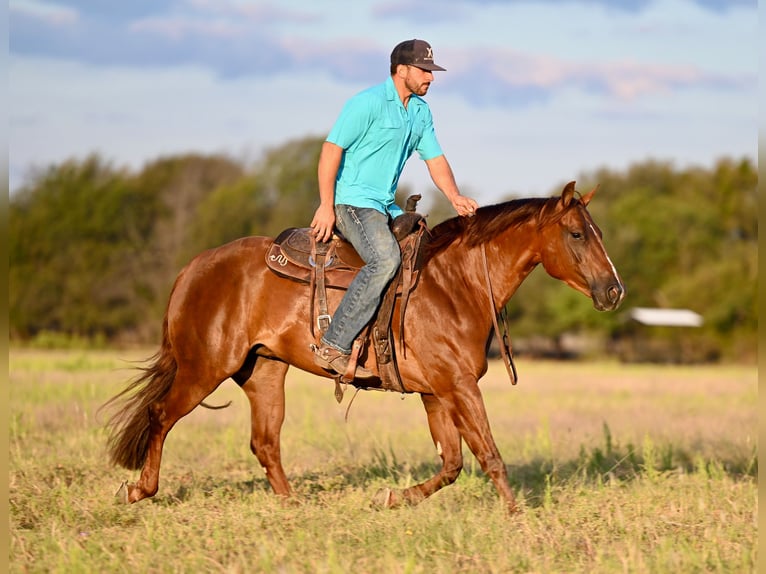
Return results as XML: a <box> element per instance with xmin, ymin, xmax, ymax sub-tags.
<box><xmin>241</xmin><ymin>358</ymin><xmax>291</xmax><ymax>497</ymax></box>
<box><xmin>122</xmin><ymin>367</ymin><xmax>222</xmax><ymax>503</ymax></box>
<box><xmin>443</xmin><ymin>380</ymin><xmax>519</xmax><ymax>514</ymax></box>
<box><xmin>379</xmin><ymin>394</ymin><xmax>464</xmax><ymax>509</ymax></box>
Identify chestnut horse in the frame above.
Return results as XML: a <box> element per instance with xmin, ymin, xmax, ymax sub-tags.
<box><xmin>104</xmin><ymin>181</ymin><xmax>624</xmax><ymax>513</ymax></box>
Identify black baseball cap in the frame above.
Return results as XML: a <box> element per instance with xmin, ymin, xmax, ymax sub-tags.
<box><xmin>390</xmin><ymin>39</ymin><xmax>446</xmax><ymax>71</ymax></box>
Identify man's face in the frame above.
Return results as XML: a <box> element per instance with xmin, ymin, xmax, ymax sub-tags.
<box><xmin>404</xmin><ymin>65</ymin><xmax>435</xmax><ymax>96</ymax></box>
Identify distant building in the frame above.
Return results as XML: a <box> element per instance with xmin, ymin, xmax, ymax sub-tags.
<box><xmin>614</xmin><ymin>307</ymin><xmax>714</xmax><ymax>363</ymax></box>
<box><xmin>628</xmin><ymin>307</ymin><xmax>704</xmax><ymax>328</ymax></box>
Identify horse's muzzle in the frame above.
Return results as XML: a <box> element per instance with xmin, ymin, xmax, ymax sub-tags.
<box><xmin>593</xmin><ymin>281</ymin><xmax>625</xmax><ymax>311</ymax></box>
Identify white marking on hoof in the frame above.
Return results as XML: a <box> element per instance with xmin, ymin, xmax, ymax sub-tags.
<box><xmin>371</xmin><ymin>487</ymin><xmax>393</xmax><ymax>509</ymax></box>
<box><xmin>114</xmin><ymin>481</ymin><xmax>129</xmax><ymax>504</ymax></box>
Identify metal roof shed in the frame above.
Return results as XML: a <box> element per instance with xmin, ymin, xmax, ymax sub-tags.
<box><xmin>628</xmin><ymin>307</ymin><xmax>704</xmax><ymax>327</ymax></box>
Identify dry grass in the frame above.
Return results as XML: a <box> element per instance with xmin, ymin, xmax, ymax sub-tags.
<box><xmin>9</xmin><ymin>349</ymin><xmax>758</xmax><ymax>573</ymax></box>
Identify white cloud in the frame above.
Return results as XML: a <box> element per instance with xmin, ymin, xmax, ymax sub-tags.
<box><xmin>441</xmin><ymin>47</ymin><xmax>752</xmax><ymax>104</ymax></box>
<box><xmin>8</xmin><ymin>0</ymin><xmax>757</xmax><ymax>200</ymax></box>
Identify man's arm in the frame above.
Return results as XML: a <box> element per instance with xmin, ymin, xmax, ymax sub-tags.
<box><xmin>425</xmin><ymin>154</ymin><xmax>478</xmax><ymax>217</ymax></box>
<box><xmin>311</xmin><ymin>141</ymin><xmax>344</xmax><ymax>242</ymax></box>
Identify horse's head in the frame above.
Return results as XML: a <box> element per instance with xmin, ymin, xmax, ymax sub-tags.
<box><xmin>539</xmin><ymin>181</ymin><xmax>625</xmax><ymax>311</ymax></box>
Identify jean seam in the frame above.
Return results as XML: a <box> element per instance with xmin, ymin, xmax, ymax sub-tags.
<box><xmin>348</xmin><ymin>207</ymin><xmax>381</xmax><ymax>270</ymax></box>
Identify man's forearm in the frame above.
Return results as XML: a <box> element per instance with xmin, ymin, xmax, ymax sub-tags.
<box><xmin>426</xmin><ymin>154</ymin><xmax>460</xmax><ymax>201</ymax></box>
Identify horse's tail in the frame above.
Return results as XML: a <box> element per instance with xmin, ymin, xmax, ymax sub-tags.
<box><xmin>102</xmin><ymin>312</ymin><xmax>177</xmax><ymax>471</ymax></box>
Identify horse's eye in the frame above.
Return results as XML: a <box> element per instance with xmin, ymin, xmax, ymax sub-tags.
<box><xmin>571</xmin><ymin>231</ymin><xmax>583</xmax><ymax>240</ymax></box>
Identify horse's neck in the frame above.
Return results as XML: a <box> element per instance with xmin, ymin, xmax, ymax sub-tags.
<box><xmin>483</xmin><ymin>228</ymin><xmax>540</xmax><ymax>308</ymax></box>
<box><xmin>430</xmin><ymin>224</ymin><xmax>540</xmax><ymax>309</ymax></box>
<box><xmin>492</xmin><ymin>222</ymin><xmax>544</xmax><ymax>301</ymax></box>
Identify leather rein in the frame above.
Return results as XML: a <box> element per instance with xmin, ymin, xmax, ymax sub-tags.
<box><xmin>481</xmin><ymin>244</ymin><xmax>518</xmax><ymax>385</ymax></box>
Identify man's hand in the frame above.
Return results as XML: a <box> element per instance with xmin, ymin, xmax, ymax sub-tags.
<box><xmin>310</xmin><ymin>204</ymin><xmax>336</xmax><ymax>243</ymax></box>
<box><xmin>451</xmin><ymin>194</ymin><xmax>479</xmax><ymax>217</ymax></box>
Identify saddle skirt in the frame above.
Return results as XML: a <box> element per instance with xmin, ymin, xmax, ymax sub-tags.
<box><xmin>265</xmin><ymin>228</ymin><xmax>362</xmax><ymax>288</ymax></box>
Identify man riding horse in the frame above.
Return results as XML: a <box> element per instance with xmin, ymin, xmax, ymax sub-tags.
<box><xmin>309</xmin><ymin>39</ymin><xmax>479</xmax><ymax>379</ymax></box>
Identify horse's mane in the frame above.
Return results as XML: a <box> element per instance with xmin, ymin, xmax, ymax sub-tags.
<box><xmin>423</xmin><ymin>196</ymin><xmax>562</xmax><ymax>259</ymax></box>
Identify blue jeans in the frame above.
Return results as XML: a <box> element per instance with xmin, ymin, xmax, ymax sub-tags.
<box><xmin>322</xmin><ymin>205</ymin><xmax>401</xmax><ymax>354</ymax></box>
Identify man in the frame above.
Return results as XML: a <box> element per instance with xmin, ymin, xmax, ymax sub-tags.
<box><xmin>311</xmin><ymin>38</ymin><xmax>478</xmax><ymax>378</ymax></box>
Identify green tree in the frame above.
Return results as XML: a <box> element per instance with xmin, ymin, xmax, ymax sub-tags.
<box><xmin>9</xmin><ymin>155</ymin><xmax>158</xmax><ymax>338</ymax></box>
<box><xmin>255</xmin><ymin>136</ymin><xmax>325</xmax><ymax>236</ymax></box>
<box><xmin>185</xmin><ymin>175</ymin><xmax>268</xmax><ymax>255</ymax></box>
<box><xmin>132</xmin><ymin>153</ymin><xmax>245</xmax><ymax>335</ymax></box>
<box><xmin>9</xmin><ymin>147</ymin><xmax>755</xmax><ymax>360</ymax></box>
<box><xmin>136</xmin><ymin>153</ymin><xmax>244</xmax><ymax>267</ymax></box>
<box><xmin>184</xmin><ymin>136</ymin><xmax>326</xmax><ymax>257</ymax></box>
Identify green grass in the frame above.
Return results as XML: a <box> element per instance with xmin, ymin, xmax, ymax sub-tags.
<box><xmin>9</xmin><ymin>349</ymin><xmax>757</xmax><ymax>573</ymax></box>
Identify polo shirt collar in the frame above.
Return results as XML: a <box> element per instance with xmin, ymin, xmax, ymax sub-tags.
<box><xmin>385</xmin><ymin>76</ymin><xmax>424</xmax><ymax>114</ymax></box>
<box><xmin>384</xmin><ymin>76</ymin><xmax>400</xmax><ymax>103</ymax></box>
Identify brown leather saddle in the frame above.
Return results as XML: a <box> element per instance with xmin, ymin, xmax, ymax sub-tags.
<box><xmin>265</xmin><ymin>226</ymin><xmax>363</xmax><ymax>289</ymax></box>
<box><xmin>266</xmin><ymin>211</ymin><xmax>425</xmax><ymax>288</ymax></box>
<box><xmin>265</xmin><ymin>196</ymin><xmax>429</xmax><ymax>397</ymax></box>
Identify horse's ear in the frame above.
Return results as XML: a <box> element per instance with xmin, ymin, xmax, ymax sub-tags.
<box><xmin>580</xmin><ymin>184</ymin><xmax>599</xmax><ymax>206</ymax></box>
<box><xmin>560</xmin><ymin>181</ymin><xmax>577</xmax><ymax>207</ymax></box>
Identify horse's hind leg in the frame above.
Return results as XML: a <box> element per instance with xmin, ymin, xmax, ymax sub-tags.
<box><xmin>123</xmin><ymin>366</ymin><xmax>224</xmax><ymax>503</ymax></box>
<box><xmin>240</xmin><ymin>358</ymin><xmax>291</xmax><ymax>497</ymax></box>
<box><xmin>375</xmin><ymin>394</ymin><xmax>464</xmax><ymax>509</ymax></box>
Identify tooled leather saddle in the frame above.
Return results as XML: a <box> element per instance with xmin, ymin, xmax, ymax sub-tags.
<box><xmin>265</xmin><ymin>195</ymin><xmax>429</xmax><ymax>398</ymax></box>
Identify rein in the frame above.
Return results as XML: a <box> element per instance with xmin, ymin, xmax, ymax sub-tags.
<box><xmin>480</xmin><ymin>244</ymin><xmax>518</xmax><ymax>385</ymax></box>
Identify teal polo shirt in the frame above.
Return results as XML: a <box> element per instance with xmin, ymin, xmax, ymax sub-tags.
<box><xmin>326</xmin><ymin>76</ymin><xmax>444</xmax><ymax>217</ymax></box>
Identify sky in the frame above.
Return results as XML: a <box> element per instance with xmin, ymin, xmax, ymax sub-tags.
<box><xmin>8</xmin><ymin>0</ymin><xmax>758</xmax><ymax>207</ymax></box>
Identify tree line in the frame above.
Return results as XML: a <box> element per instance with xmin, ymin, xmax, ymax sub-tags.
<box><xmin>9</xmin><ymin>136</ymin><xmax>757</xmax><ymax>361</ymax></box>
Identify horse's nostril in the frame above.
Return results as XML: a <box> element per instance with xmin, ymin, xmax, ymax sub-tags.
<box><xmin>607</xmin><ymin>285</ymin><xmax>621</xmax><ymax>304</ymax></box>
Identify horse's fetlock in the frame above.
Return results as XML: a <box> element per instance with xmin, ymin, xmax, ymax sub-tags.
<box><xmin>401</xmin><ymin>487</ymin><xmax>427</xmax><ymax>506</ymax></box>
<box><xmin>442</xmin><ymin>464</ymin><xmax>462</xmax><ymax>484</ymax></box>
<box><xmin>127</xmin><ymin>484</ymin><xmax>147</xmax><ymax>503</ymax></box>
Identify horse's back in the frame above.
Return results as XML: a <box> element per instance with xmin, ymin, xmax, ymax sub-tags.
<box><xmin>191</xmin><ymin>235</ymin><xmax>272</xmax><ymax>267</ymax></box>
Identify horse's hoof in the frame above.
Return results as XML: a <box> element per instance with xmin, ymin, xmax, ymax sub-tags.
<box><xmin>371</xmin><ymin>487</ymin><xmax>397</xmax><ymax>509</ymax></box>
<box><xmin>277</xmin><ymin>494</ymin><xmax>303</xmax><ymax>508</ymax></box>
<box><xmin>114</xmin><ymin>481</ymin><xmax>130</xmax><ymax>504</ymax></box>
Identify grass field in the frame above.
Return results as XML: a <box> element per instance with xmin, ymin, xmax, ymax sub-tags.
<box><xmin>9</xmin><ymin>349</ymin><xmax>757</xmax><ymax>573</ymax></box>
